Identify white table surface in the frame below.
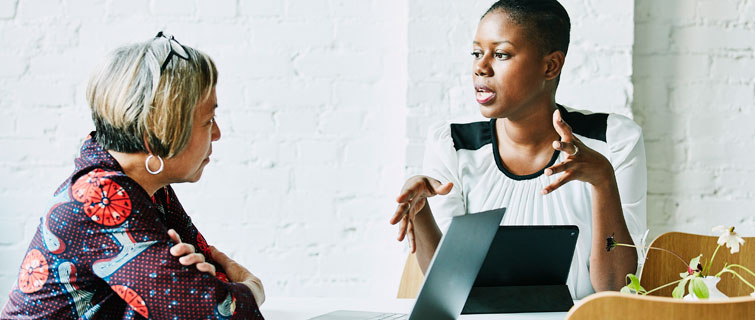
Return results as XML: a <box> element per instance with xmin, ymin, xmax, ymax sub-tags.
<box><xmin>260</xmin><ymin>297</ymin><xmax>570</xmax><ymax>320</ymax></box>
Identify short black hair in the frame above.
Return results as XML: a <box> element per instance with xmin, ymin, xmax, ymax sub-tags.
<box><xmin>482</xmin><ymin>0</ymin><xmax>571</xmax><ymax>56</ymax></box>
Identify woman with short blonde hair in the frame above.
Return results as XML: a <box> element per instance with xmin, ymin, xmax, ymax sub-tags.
<box><xmin>88</xmin><ymin>32</ymin><xmax>217</xmax><ymax>160</ymax></box>
<box><xmin>2</xmin><ymin>32</ymin><xmax>265</xmax><ymax>319</ymax></box>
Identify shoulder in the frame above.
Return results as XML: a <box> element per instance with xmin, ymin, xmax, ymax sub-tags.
<box><xmin>559</xmin><ymin>105</ymin><xmax>610</xmax><ymax>142</ymax></box>
<box><xmin>427</xmin><ymin>117</ymin><xmax>494</xmax><ymax>151</ymax></box>
<box><xmin>606</xmin><ymin>113</ymin><xmax>643</xmax><ymax>145</ymax></box>
<box><xmin>560</xmin><ymin>105</ymin><xmax>642</xmax><ymax>145</ymax></box>
<box><xmin>70</xmin><ymin>168</ymin><xmax>148</xmax><ymax>227</ymax></box>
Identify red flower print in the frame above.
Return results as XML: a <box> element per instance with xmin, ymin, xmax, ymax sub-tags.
<box><xmin>216</xmin><ymin>271</ymin><xmax>229</xmax><ymax>283</ymax></box>
<box><xmin>111</xmin><ymin>285</ymin><xmax>149</xmax><ymax>318</ymax></box>
<box><xmin>72</xmin><ymin>169</ymin><xmax>116</xmax><ymax>203</ymax></box>
<box><xmin>83</xmin><ymin>178</ymin><xmax>132</xmax><ymax>226</ymax></box>
<box><xmin>197</xmin><ymin>233</ymin><xmax>210</xmax><ymax>257</ymax></box>
<box><xmin>18</xmin><ymin>249</ymin><xmax>49</xmax><ymax>293</ymax></box>
<box><xmin>196</xmin><ymin>233</ymin><xmax>229</xmax><ymax>282</ymax></box>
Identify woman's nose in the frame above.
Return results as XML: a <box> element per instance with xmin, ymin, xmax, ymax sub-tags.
<box><xmin>474</xmin><ymin>56</ymin><xmax>493</xmax><ymax>77</ymax></box>
<box><xmin>211</xmin><ymin>119</ymin><xmax>221</xmax><ymax>141</ymax></box>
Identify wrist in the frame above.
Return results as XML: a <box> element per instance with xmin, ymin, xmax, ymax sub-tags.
<box><xmin>414</xmin><ymin>204</ymin><xmax>436</xmax><ymax>226</ymax></box>
<box><xmin>589</xmin><ymin>160</ymin><xmax>616</xmax><ymax>190</ymax></box>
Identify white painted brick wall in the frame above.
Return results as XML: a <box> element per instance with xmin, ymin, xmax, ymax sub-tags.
<box><xmin>0</xmin><ymin>0</ymin><xmax>408</xmax><ymax>306</ymax></box>
<box><xmin>5</xmin><ymin>0</ymin><xmax>751</xmax><ymax>309</ymax></box>
<box><xmin>634</xmin><ymin>0</ymin><xmax>755</xmax><ymax>240</ymax></box>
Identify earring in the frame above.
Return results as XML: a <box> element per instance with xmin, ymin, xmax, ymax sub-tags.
<box><xmin>145</xmin><ymin>154</ymin><xmax>164</xmax><ymax>175</ymax></box>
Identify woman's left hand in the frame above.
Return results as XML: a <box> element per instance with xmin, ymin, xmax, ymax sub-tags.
<box><xmin>542</xmin><ymin>109</ymin><xmax>614</xmax><ymax>194</ymax></box>
<box><xmin>168</xmin><ymin>229</ymin><xmax>216</xmax><ymax>276</ymax></box>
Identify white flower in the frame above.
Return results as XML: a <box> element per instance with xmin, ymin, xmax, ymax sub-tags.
<box><xmin>712</xmin><ymin>225</ymin><xmax>745</xmax><ymax>254</ymax></box>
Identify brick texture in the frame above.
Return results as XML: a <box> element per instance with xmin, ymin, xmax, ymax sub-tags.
<box><xmin>0</xmin><ymin>0</ymin><xmax>408</xmax><ymax>305</ymax></box>
<box><xmin>633</xmin><ymin>0</ymin><xmax>755</xmax><ymax>239</ymax></box>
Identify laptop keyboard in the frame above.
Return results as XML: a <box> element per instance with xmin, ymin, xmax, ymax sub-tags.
<box><xmin>367</xmin><ymin>313</ymin><xmax>408</xmax><ymax>320</ymax></box>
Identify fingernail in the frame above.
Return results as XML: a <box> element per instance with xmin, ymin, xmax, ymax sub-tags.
<box><xmin>541</xmin><ymin>189</ymin><xmax>548</xmax><ymax>195</ymax></box>
<box><xmin>544</xmin><ymin>169</ymin><xmax>552</xmax><ymax>176</ymax></box>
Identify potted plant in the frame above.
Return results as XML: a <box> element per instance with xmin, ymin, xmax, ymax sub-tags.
<box><xmin>607</xmin><ymin>226</ymin><xmax>755</xmax><ymax>299</ymax></box>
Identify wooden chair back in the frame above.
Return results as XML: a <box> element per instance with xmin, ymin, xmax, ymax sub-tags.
<box><xmin>566</xmin><ymin>291</ymin><xmax>755</xmax><ymax>320</ymax></box>
<box><xmin>397</xmin><ymin>253</ymin><xmax>424</xmax><ymax>298</ymax></box>
<box><xmin>639</xmin><ymin>231</ymin><xmax>755</xmax><ymax>297</ymax></box>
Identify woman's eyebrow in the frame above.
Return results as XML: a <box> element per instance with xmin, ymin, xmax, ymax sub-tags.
<box><xmin>472</xmin><ymin>40</ymin><xmax>515</xmax><ymax>47</ymax></box>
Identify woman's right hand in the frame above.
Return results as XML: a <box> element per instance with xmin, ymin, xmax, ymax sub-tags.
<box><xmin>210</xmin><ymin>246</ymin><xmax>265</xmax><ymax>307</ymax></box>
<box><xmin>390</xmin><ymin>175</ymin><xmax>453</xmax><ymax>253</ymax></box>
<box><xmin>168</xmin><ymin>229</ymin><xmax>216</xmax><ymax>276</ymax></box>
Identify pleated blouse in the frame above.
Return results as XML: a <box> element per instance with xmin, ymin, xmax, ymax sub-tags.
<box><xmin>424</xmin><ymin>106</ymin><xmax>647</xmax><ymax>299</ymax></box>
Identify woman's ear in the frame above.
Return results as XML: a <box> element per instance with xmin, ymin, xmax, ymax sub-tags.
<box><xmin>544</xmin><ymin>51</ymin><xmax>565</xmax><ymax>81</ymax></box>
<box><xmin>142</xmin><ymin>134</ymin><xmax>154</xmax><ymax>155</ymax></box>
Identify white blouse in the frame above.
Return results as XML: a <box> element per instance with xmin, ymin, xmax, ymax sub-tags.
<box><xmin>423</xmin><ymin>106</ymin><xmax>647</xmax><ymax>299</ymax></box>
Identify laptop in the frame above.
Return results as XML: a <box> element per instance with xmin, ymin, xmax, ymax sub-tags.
<box><xmin>309</xmin><ymin>208</ymin><xmax>506</xmax><ymax>320</ymax></box>
<box><xmin>462</xmin><ymin>225</ymin><xmax>579</xmax><ymax>314</ymax></box>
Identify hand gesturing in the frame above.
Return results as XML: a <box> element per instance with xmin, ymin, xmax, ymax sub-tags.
<box><xmin>391</xmin><ymin>175</ymin><xmax>453</xmax><ymax>253</ymax></box>
<box><xmin>542</xmin><ymin>109</ymin><xmax>614</xmax><ymax>194</ymax></box>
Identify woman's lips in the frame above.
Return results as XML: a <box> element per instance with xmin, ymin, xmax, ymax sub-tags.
<box><xmin>475</xmin><ymin>84</ymin><xmax>496</xmax><ymax>104</ymax></box>
<box><xmin>476</xmin><ymin>91</ymin><xmax>496</xmax><ymax>104</ymax></box>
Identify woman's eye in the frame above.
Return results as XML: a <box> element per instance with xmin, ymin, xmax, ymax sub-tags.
<box><xmin>470</xmin><ymin>51</ymin><xmax>482</xmax><ymax>59</ymax></box>
<box><xmin>494</xmin><ymin>52</ymin><xmax>510</xmax><ymax>60</ymax></box>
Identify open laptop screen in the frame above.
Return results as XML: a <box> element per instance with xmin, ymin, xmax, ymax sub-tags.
<box><xmin>461</xmin><ymin>225</ymin><xmax>579</xmax><ymax>314</ymax></box>
<box><xmin>474</xmin><ymin>225</ymin><xmax>579</xmax><ymax>287</ymax></box>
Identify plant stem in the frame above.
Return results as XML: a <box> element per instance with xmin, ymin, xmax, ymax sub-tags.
<box><xmin>704</xmin><ymin>245</ymin><xmax>721</xmax><ymax>277</ymax></box>
<box><xmin>723</xmin><ymin>264</ymin><xmax>755</xmax><ymax>279</ymax></box>
<box><xmin>643</xmin><ymin>279</ymin><xmax>683</xmax><ymax>295</ymax></box>
<box><xmin>717</xmin><ymin>269</ymin><xmax>755</xmax><ymax>291</ymax></box>
<box><xmin>616</xmin><ymin>243</ymin><xmax>690</xmax><ymax>270</ymax></box>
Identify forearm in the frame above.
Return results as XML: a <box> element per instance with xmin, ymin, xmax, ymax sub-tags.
<box><xmin>589</xmin><ymin>173</ymin><xmax>638</xmax><ymax>292</ymax></box>
<box><xmin>102</xmin><ymin>247</ymin><xmax>263</xmax><ymax>318</ymax></box>
<box><xmin>210</xmin><ymin>247</ymin><xmax>266</xmax><ymax>308</ymax></box>
<box><xmin>413</xmin><ymin>204</ymin><xmax>443</xmax><ymax>274</ymax></box>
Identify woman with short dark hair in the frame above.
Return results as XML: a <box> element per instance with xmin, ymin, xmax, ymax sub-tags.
<box><xmin>391</xmin><ymin>0</ymin><xmax>646</xmax><ymax>298</ymax></box>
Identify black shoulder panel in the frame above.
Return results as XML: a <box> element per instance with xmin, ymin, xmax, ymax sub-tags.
<box><xmin>450</xmin><ymin>121</ymin><xmax>493</xmax><ymax>151</ymax></box>
<box><xmin>559</xmin><ymin>105</ymin><xmax>608</xmax><ymax>142</ymax></box>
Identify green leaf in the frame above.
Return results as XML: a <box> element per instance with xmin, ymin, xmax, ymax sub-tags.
<box><xmin>690</xmin><ymin>277</ymin><xmax>709</xmax><ymax>299</ymax></box>
<box><xmin>673</xmin><ymin>277</ymin><xmax>691</xmax><ymax>299</ymax></box>
<box><xmin>626</xmin><ymin>274</ymin><xmax>646</xmax><ymax>293</ymax></box>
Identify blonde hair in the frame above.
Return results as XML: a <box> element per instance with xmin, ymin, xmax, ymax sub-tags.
<box><xmin>86</xmin><ymin>34</ymin><xmax>217</xmax><ymax>158</ymax></box>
